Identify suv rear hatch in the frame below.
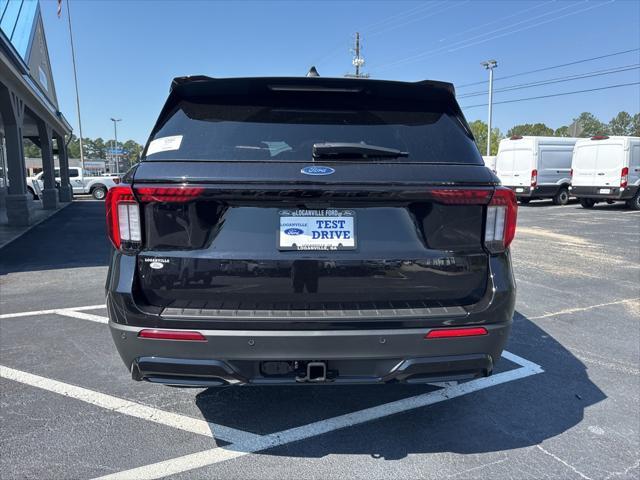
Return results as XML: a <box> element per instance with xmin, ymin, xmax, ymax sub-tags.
<box><xmin>108</xmin><ymin>77</ymin><xmax>515</xmax><ymax>317</ymax></box>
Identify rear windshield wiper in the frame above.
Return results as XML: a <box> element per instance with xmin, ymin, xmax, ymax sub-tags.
<box><xmin>312</xmin><ymin>142</ymin><xmax>409</xmax><ymax>159</ymax></box>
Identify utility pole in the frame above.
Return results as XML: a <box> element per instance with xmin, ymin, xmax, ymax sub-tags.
<box><xmin>111</xmin><ymin>118</ymin><xmax>121</xmax><ymax>174</ymax></box>
<box><xmin>347</xmin><ymin>32</ymin><xmax>368</xmax><ymax>78</ymax></box>
<box><xmin>481</xmin><ymin>60</ymin><xmax>498</xmax><ymax>156</ymax></box>
<box><xmin>65</xmin><ymin>0</ymin><xmax>85</xmax><ymax>171</ymax></box>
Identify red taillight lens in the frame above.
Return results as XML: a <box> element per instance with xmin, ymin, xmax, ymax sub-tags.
<box><xmin>135</xmin><ymin>187</ymin><xmax>204</xmax><ymax>203</ymax></box>
<box><xmin>425</xmin><ymin>327</ymin><xmax>488</xmax><ymax>339</ymax></box>
<box><xmin>530</xmin><ymin>169</ymin><xmax>538</xmax><ymax>187</ymax></box>
<box><xmin>105</xmin><ymin>185</ymin><xmax>141</xmax><ymax>250</ymax></box>
<box><xmin>138</xmin><ymin>329</ymin><xmax>207</xmax><ymax>342</ymax></box>
<box><xmin>428</xmin><ymin>188</ymin><xmax>492</xmax><ymax>205</ymax></box>
<box><xmin>621</xmin><ymin>167</ymin><xmax>629</xmax><ymax>188</ymax></box>
<box><xmin>570</xmin><ymin>168</ymin><xmax>573</xmax><ymax>179</ymax></box>
<box><xmin>484</xmin><ymin>187</ymin><xmax>518</xmax><ymax>253</ymax></box>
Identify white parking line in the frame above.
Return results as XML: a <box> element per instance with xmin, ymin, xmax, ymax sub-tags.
<box><xmin>0</xmin><ymin>304</ymin><xmax>106</xmax><ymax>319</ymax></box>
<box><xmin>54</xmin><ymin>309</ymin><xmax>109</xmax><ymax>324</ymax></box>
<box><xmin>529</xmin><ymin>297</ymin><xmax>638</xmax><ymax>320</ymax></box>
<box><xmin>95</xmin><ymin>352</ymin><xmax>544</xmax><ymax>480</ymax></box>
<box><xmin>0</xmin><ymin>365</ymin><xmax>258</xmax><ymax>445</ymax></box>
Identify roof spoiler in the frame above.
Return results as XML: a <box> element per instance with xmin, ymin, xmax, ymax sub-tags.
<box><xmin>170</xmin><ymin>75</ymin><xmax>455</xmax><ymax>97</ymax></box>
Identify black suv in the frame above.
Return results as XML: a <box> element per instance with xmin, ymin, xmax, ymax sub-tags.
<box><xmin>105</xmin><ymin>75</ymin><xmax>517</xmax><ymax>386</ymax></box>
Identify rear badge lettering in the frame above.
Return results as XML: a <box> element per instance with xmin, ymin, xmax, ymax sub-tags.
<box><xmin>144</xmin><ymin>258</ymin><xmax>169</xmax><ymax>270</ymax></box>
<box><xmin>301</xmin><ymin>166</ymin><xmax>335</xmax><ymax>176</ymax></box>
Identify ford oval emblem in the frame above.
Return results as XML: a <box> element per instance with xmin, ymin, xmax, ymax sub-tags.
<box><xmin>284</xmin><ymin>228</ymin><xmax>304</xmax><ymax>236</ymax></box>
<box><xmin>301</xmin><ymin>166</ymin><xmax>335</xmax><ymax>176</ymax></box>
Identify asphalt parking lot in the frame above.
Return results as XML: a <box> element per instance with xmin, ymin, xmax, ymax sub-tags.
<box><xmin>1</xmin><ymin>199</ymin><xmax>638</xmax><ymax>480</ymax></box>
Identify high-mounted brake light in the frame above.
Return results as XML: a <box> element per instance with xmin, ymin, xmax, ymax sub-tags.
<box><xmin>509</xmin><ymin>135</ymin><xmax>523</xmax><ymax>140</ymax></box>
<box><xmin>425</xmin><ymin>327</ymin><xmax>488</xmax><ymax>339</ymax></box>
<box><xmin>591</xmin><ymin>135</ymin><xmax>609</xmax><ymax>140</ymax></box>
<box><xmin>620</xmin><ymin>167</ymin><xmax>629</xmax><ymax>188</ymax></box>
<box><xmin>135</xmin><ymin>187</ymin><xmax>204</xmax><ymax>203</ymax></box>
<box><xmin>530</xmin><ymin>169</ymin><xmax>538</xmax><ymax>187</ymax></box>
<box><xmin>106</xmin><ymin>185</ymin><xmax>141</xmax><ymax>250</ymax></box>
<box><xmin>138</xmin><ymin>329</ymin><xmax>207</xmax><ymax>342</ymax></box>
<box><xmin>484</xmin><ymin>187</ymin><xmax>517</xmax><ymax>253</ymax></box>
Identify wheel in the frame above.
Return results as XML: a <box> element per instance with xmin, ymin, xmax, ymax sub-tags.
<box><xmin>552</xmin><ymin>187</ymin><xmax>570</xmax><ymax>206</ymax></box>
<box><xmin>92</xmin><ymin>185</ymin><xmax>107</xmax><ymax>200</ymax></box>
<box><xmin>579</xmin><ymin>198</ymin><xmax>596</xmax><ymax>209</ymax></box>
<box><xmin>519</xmin><ymin>198</ymin><xmax>531</xmax><ymax>204</ymax></box>
<box><xmin>27</xmin><ymin>186</ymin><xmax>38</xmax><ymax>200</ymax></box>
<box><xmin>626</xmin><ymin>192</ymin><xmax>640</xmax><ymax>210</ymax></box>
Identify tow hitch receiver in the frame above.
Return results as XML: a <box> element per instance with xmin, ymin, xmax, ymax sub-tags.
<box><xmin>297</xmin><ymin>361</ymin><xmax>327</xmax><ymax>382</ymax></box>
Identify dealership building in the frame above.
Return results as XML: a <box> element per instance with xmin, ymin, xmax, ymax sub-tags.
<box><xmin>0</xmin><ymin>0</ymin><xmax>73</xmax><ymax>226</ymax></box>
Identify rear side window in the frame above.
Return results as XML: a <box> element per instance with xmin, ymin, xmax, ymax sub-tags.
<box><xmin>144</xmin><ymin>97</ymin><xmax>482</xmax><ymax>164</ymax></box>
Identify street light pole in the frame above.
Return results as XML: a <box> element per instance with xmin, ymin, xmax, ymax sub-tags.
<box><xmin>110</xmin><ymin>118</ymin><xmax>121</xmax><ymax>174</ymax></box>
<box><xmin>481</xmin><ymin>60</ymin><xmax>498</xmax><ymax>156</ymax></box>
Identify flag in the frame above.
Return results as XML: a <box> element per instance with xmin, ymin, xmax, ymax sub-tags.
<box><xmin>57</xmin><ymin>0</ymin><xmax>62</xmax><ymax>18</ymax></box>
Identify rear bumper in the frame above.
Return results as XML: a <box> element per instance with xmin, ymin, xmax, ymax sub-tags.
<box><xmin>111</xmin><ymin>321</ymin><xmax>509</xmax><ymax>385</ymax></box>
<box><xmin>569</xmin><ymin>185</ymin><xmax>638</xmax><ymax>200</ymax></box>
<box><xmin>106</xmin><ymin>251</ymin><xmax>516</xmax><ymax>385</ymax></box>
<box><xmin>505</xmin><ymin>185</ymin><xmax>563</xmax><ymax>199</ymax></box>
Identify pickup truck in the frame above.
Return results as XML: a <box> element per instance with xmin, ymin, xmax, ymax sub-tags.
<box><xmin>28</xmin><ymin>167</ymin><xmax>120</xmax><ymax>200</ymax></box>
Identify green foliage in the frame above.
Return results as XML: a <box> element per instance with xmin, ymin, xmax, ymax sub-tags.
<box><xmin>507</xmin><ymin>123</ymin><xmax>554</xmax><ymax>137</ymax></box>
<box><xmin>469</xmin><ymin>120</ymin><xmax>502</xmax><ymax>155</ymax></box>
<box><xmin>554</xmin><ymin>126</ymin><xmax>569</xmax><ymax>137</ymax></box>
<box><xmin>572</xmin><ymin>112</ymin><xmax>609</xmax><ymax>137</ymax></box>
<box><xmin>633</xmin><ymin>114</ymin><xmax>640</xmax><ymax>136</ymax></box>
<box><xmin>608</xmin><ymin>111</ymin><xmax>634</xmax><ymax>135</ymax></box>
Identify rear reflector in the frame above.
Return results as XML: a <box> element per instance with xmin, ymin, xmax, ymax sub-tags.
<box><xmin>425</xmin><ymin>327</ymin><xmax>488</xmax><ymax>339</ymax></box>
<box><xmin>484</xmin><ymin>187</ymin><xmax>518</xmax><ymax>253</ymax></box>
<box><xmin>135</xmin><ymin>187</ymin><xmax>204</xmax><ymax>203</ymax></box>
<box><xmin>138</xmin><ymin>329</ymin><xmax>207</xmax><ymax>342</ymax></box>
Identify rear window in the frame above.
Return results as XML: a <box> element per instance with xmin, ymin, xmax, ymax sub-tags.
<box><xmin>144</xmin><ymin>96</ymin><xmax>482</xmax><ymax>164</ymax></box>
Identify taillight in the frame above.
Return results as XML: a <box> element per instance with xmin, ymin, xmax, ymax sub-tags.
<box><xmin>135</xmin><ymin>187</ymin><xmax>204</xmax><ymax>203</ymax></box>
<box><xmin>620</xmin><ymin>167</ymin><xmax>629</xmax><ymax>188</ymax></box>
<box><xmin>428</xmin><ymin>188</ymin><xmax>492</xmax><ymax>205</ymax></box>
<box><xmin>570</xmin><ymin>168</ymin><xmax>573</xmax><ymax>180</ymax></box>
<box><xmin>484</xmin><ymin>187</ymin><xmax>518</xmax><ymax>253</ymax></box>
<box><xmin>105</xmin><ymin>185</ymin><xmax>141</xmax><ymax>251</ymax></box>
<box><xmin>530</xmin><ymin>169</ymin><xmax>538</xmax><ymax>187</ymax></box>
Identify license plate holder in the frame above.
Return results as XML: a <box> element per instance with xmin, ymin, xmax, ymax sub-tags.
<box><xmin>278</xmin><ymin>209</ymin><xmax>356</xmax><ymax>251</ymax></box>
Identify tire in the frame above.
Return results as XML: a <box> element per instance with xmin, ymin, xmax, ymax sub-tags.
<box><xmin>626</xmin><ymin>192</ymin><xmax>640</xmax><ymax>210</ymax></box>
<box><xmin>579</xmin><ymin>198</ymin><xmax>596</xmax><ymax>209</ymax></box>
<box><xmin>519</xmin><ymin>198</ymin><xmax>531</xmax><ymax>204</ymax></box>
<box><xmin>552</xmin><ymin>187</ymin><xmax>570</xmax><ymax>206</ymax></box>
<box><xmin>92</xmin><ymin>185</ymin><xmax>107</xmax><ymax>200</ymax></box>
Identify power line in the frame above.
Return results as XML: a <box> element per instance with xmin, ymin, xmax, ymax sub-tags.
<box><xmin>371</xmin><ymin>0</ymin><xmax>613</xmax><ymax>73</ymax></box>
<box><xmin>460</xmin><ymin>81</ymin><xmax>640</xmax><ymax>109</ymax></box>
<box><xmin>457</xmin><ymin>64</ymin><xmax>640</xmax><ymax>98</ymax></box>
<box><xmin>457</xmin><ymin>48</ymin><xmax>640</xmax><ymax>89</ymax></box>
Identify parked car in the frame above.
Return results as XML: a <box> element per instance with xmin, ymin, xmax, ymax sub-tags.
<box><xmin>28</xmin><ymin>167</ymin><xmax>120</xmax><ymax>200</ymax></box>
<box><xmin>495</xmin><ymin>135</ymin><xmax>578</xmax><ymax>205</ymax></box>
<box><xmin>570</xmin><ymin>135</ymin><xmax>640</xmax><ymax>210</ymax></box>
<box><xmin>105</xmin><ymin>75</ymin><xmax>518</xmax><ymax>387</ymax></box>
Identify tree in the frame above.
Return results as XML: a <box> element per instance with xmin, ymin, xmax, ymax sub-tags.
<box><xmin>554</xmin><ymin>126</ymin><xmax>569</xmax><ymax>137</ymax></box>
<box><xmin>469</xmin><ymin>120</ymin><xmax>501</xmax><ymax>155</ymax></box>
<box><xmin>507</xmin><ymin>123</ymin><xmax>554</xmax><ymax>137</ymax></box>
<box><xmin>633</xmin><ymin>113</ymin><xmax>640</xmax><ymax>136</ymax></box>
<box><xmin>572</xmin><ymin>112</ymin><xmax>608</xmax><ymax>137</ymax></box>
<box><xmin>23</xmin><ymin>139</ymin><xmax>41</xmax><ymax>158</ymax></box>
<box><xmin>122</xmin><ymin>140</ymin><xmax>143</xmax><ymax>164</ymax></box>
<box><xmin>608</xmin><ymin>111</ymin><xmax>634</xmax><ymax>135</ymax></box>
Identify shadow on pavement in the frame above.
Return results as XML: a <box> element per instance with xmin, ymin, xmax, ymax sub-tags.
<box><xmin>0</xmin><ymin>202</ymin><xmax>109</xmax><ymax>274</ymax></box>
<box><xmin>194</xmin><ymin>311</ymin><xmax>606</xmax><ymax>458</ymax></box>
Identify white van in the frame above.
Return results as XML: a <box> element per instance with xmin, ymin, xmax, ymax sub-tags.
<box><xmin>495</xmin><ymin>136</ymin><xmax>578</xmax><ymax>205</ymax></box>
<box><xmin>482</xmin><ymin>155</ymin><xmax>496</xmax><ymax>172</ymax></box>
<box><xmin>570</xmin><ymin>136</ymin><xmax>640</xmax><ymax>209</ymax></box>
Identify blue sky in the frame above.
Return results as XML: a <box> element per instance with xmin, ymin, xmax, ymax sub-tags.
<box><xmin>41</xmin><ymin>0</ymin><xmax>640</xmax><ymax>144</ymax></box>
